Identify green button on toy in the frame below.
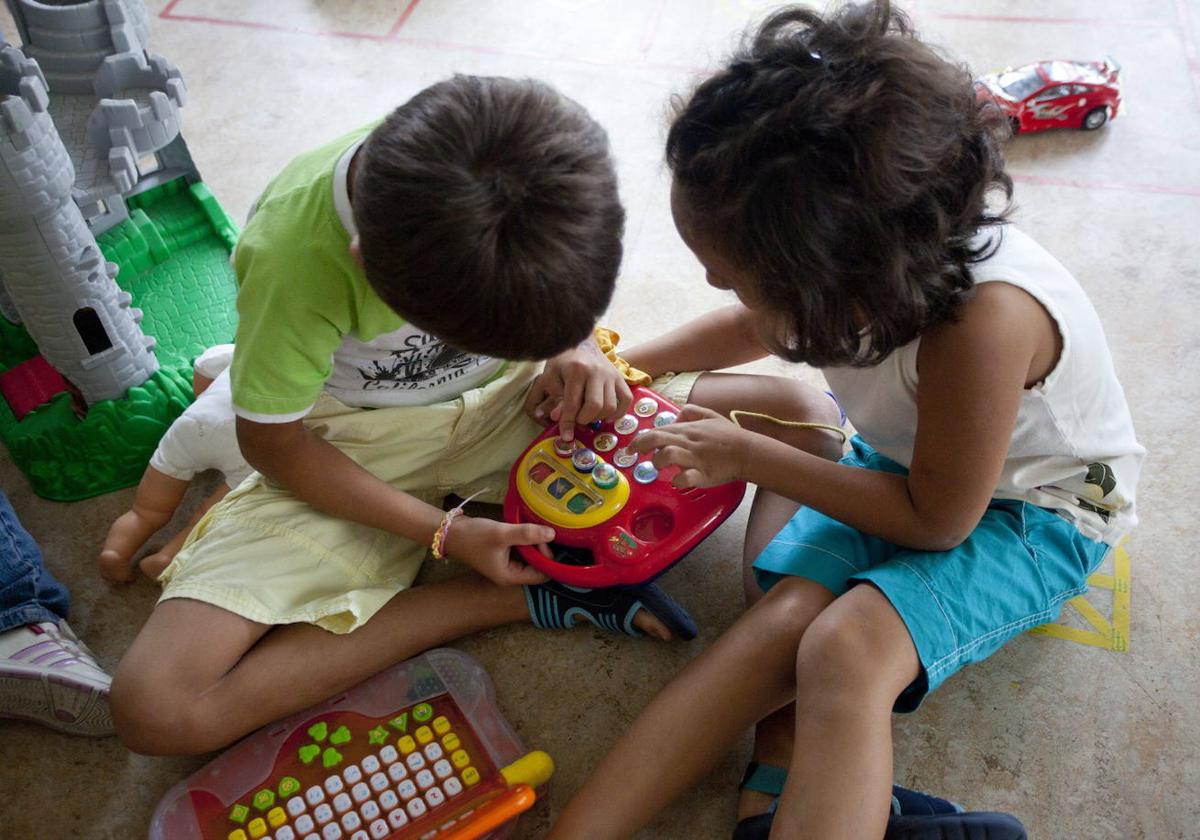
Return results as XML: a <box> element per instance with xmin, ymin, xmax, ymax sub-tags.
<box><xmin>229</xmin><ymin>803</ymin><xmax>250</xmax><ymax>824</ymax></box>
<box><xmin>277</xmin><ymin>777</ymin><xmax>301</xmax><ymax>798</ymax></box>
<box><xmin>388</xmin><ymin>712</ymin><xmax>408</xmax><ymax>732</ymax></box>
<box><xmin>369</xmin><ymin>726</ymin><xmax>389</xmax><ymax>745</ymax></box>
<box><xmin>322</xmin><ymin>747</ymin><xmax>343</xmax><ymax>768</ymax></box>
<box><xmin>413</xmin><ymin>703</ymin><xmax>434</xmax><ymax>723</ymax></box>
<box><xmin>298</xmin><ymin>744</ymin><xmax>321</xmax><ymax>765</ymax></box>
<box><xmin>307</xmin><ymin>721</ymin><xmax>328</xmax><ymax>742</ymax></box>
<box><xmin>329</xmin><ymin>725</ymin><xmax>351</xmax><ymax>746</ymax></box>
<box><xmin>252</xmin><ymin>789</ymin><xmax>275</xmax><ymax>811</ymax></box>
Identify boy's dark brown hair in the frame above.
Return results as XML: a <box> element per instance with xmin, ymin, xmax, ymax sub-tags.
<box><xmin>667</xmin><ymin>1</ymin><xmax>1012</xmax><ymax>367</ymax></box>
<box><xmin>353</xmin><ymin>75</ymin><xmax>624</xmax><ymax>360</ymax></box>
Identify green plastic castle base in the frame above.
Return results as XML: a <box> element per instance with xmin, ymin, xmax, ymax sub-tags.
<box><xmin>0</xmin><ymin>177</ymin><xmax>239</xmax><ymax>501</ymax></box>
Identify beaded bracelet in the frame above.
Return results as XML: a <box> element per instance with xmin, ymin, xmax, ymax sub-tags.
<box><xmin>430</xmin><ymin>490</ymin><xmax>483</xmax><ymax>561</ymax></box>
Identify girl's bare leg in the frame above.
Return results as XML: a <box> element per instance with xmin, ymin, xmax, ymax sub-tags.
<box><xmin>546</xmin><ymin>576</ymin><xmax>835</xmax><ymax>840</ymax></box>
<box><xmin>774</xmin><ymin>584</ymin><xmax>920</xmax><ymax>840</ymax></box>
<box><xmin>98</xmin><ymin>467</ymin><xmax>189</xmax><ymax>583</ymax></box>
<box><xmin>737</xmin><ymin>488</ymin><xmax>811</xmax><ymax>820</ymax></box>
<box><xmin>139</xmin><ymin>482</ymin><xmax>231</xmax><ymax>580</ymax></box>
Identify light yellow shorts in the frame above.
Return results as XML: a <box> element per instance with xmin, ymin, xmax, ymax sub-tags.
<box><xmin>157</xmin><ymin>364</ymin><xmax>700</xmax><ymax>633</ymax></box>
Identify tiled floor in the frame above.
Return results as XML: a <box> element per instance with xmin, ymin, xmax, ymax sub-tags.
<box><xmin>2</xmin><ymin>1</ymin><xmax>1198</xmax><ymax>838</ymax></box>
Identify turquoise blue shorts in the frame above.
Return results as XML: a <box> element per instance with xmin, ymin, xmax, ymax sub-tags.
<box><xmin>754</xmin><ymin>437</ymin><xmax>1110</xmax><ymax>712</ymax></box>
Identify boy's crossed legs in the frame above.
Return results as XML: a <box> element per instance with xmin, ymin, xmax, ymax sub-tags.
<box><xmin>112</xmin><ymin>372</ymin><xmax>844</xmax><ymax>755</ymax></box>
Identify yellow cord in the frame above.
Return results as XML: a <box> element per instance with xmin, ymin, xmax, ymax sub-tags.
<box><xmin>728</xmin><ymin>409</ymin><xmax>849</xmax><ymax>445</ymax></box>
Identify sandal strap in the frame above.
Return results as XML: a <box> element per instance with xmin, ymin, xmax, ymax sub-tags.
<box><xmin>739</xmin><ymin>762</ymin><xmax>788</xmax><ymax>797</ymax></box>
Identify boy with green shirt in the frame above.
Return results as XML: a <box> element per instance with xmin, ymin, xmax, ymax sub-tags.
<box><xmin>108</xmin><ymin>75</ymin><xmax>843</xmax><ymax>755</ymax></box>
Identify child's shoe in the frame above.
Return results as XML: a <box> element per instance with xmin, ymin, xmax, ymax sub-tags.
<box><xmin>0</xmin><ymin>621</ymin><xmax>114</xmax><ymax>736</ymax></box>
<box><xmin>524</xmin><ymin>579</ymin><xmax>698</xmax><ymax>640</ymax></box>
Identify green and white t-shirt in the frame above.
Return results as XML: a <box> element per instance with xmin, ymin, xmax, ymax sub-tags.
<box><xmin>230</xmin><ymin>125</ymin><xmax>504</xmax><ymax>423</ymax></box>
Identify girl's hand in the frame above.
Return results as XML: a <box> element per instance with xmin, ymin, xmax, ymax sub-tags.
<box><xmin>631</xmin><ymin>405</ymin><xmax>752</xmax><ymax>488</ymax></box>
<box><xmin>524</xmin><ymin>339</ymin><xmax>633</xmax><ymax>442</ymax></box>
<box><xmin>443</xmin><ymin>516</ymin><xmax>553</xmax><ymax>587</ymax></box>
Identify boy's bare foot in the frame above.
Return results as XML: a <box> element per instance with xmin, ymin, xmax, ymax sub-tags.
<box><xmin>631</xmin><ymin>611</ymin><xmax>672</xmax><ymax>641</ymax></box>
<box><xmin>97</xmin><ymin>549</ymin><xmax>135</xmax><ymax>584</ymax></box>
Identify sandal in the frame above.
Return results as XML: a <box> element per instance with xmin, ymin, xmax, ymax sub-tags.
<box><xmin>524</xmin><ymin>580</ymin><xmax>698</xmax><ymax>640</ymax></box>
<box><xmin>733</xmin><ymin>763</ymin><xmax>1023</xmax><ymax>840</ymax></box>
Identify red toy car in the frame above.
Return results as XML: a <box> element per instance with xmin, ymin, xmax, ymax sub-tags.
<box><xmin>975</xmin><ymin>57</ymin><xmax>1121</xmax><ymax>134</ymax></box>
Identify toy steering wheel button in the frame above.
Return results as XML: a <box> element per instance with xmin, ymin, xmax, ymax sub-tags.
<box><xmin>633</xmin><ymin>462</ymin><xmax>659</xmax><ymax>484</ymax></box>
<box><xmin>614</xmin><ymin>415</ymin><xmax>638</xmax><ymax>435</ymax></box>
<box><xmin>546</xmin><ymin>477</ymin><xmax>573</xmax><ymax>499</ymax></box>
<box><xmin>613</xmin><ymin>448</ymin><xmax>638</xmax><ymax>468</ymax></box>
<box><xmin>553</xmin><ymin>437</ymin><xmax>575</xmax><ymax>457</ymax></box>
<box><xmin>654</xmin><ymin>411</ymin><xmax>677</xmax><ymax>427</ymax></box>
<box><xmin>571</xmin><ymin>448</ymin><xmax>598</xmax><ymax>472</ymax></box>
<box><xmin>592</xmin><ymin>462</ymin><xmax>619</xmax><ymax>489</ymax></box>
<box><xmin>634</xmin><ymin>397</ymin><xmax>659</xmax><ymax>417</ymax></box>
<box><xmin>528</xmin><ymin>462</ymin><xmax>555</xmax><ymax>484</ymax></box>
<box><xmin>593</xmin><ymin>432</ymin><xmax>618</xmax><ymax>452</ymax></box>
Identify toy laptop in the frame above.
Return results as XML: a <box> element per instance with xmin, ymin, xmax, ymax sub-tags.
<box><xmin>504</xmin><ymin>385</ymin><xmax>746</xmax><ymax>588</ymax></box>
<box><xmin>150</xmin><ymin>649</ymin><xmax>553</xmax><ymax>840</ymax></box>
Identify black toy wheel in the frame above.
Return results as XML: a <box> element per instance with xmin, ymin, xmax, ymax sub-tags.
<box><xmin>1083</xmin><ymin>107</ymin><xmax>1109</xmax><ymax>130</ymax></box>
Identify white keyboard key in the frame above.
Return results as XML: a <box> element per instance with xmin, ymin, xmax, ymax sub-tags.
<box><xmin>423</xmin><ymin>743</ymin><xmax>444</xmax><ymax>761</ymax></box>
<box><xmin>433</xmin><ymin>759</ymin><xmax>453</xmax><ymax>780</ymax></box>
<box><xmin>387</xmin><ymin>808</ymin><xmax>409</xmax><ymax>830</ymax></box>
<box><xmin>350</xmin><ymin>832</ymin><xmax>369</xmax><ymax>840</ymax></box>
<box><xmin>361</xmin><ymin>755</ymin><xmax>381</xmax><ymax>774</ymax></box>
<box><xmin>287</xmin><ymin>796</ymin><xmax>307</xmax><ymax>817</ymax></box>
<box><xmin>322</xmin><ymin>824</ymin><xmax>343</xmax><ymax>840</ymax></box>
<box><xmin>332</xmin><ymin>792</ymin><xmax>352</xmax><ymax>814</ymax></box>
<box><xmin>387</xmin><ymin>763</ymin><xmax>408</xmax><ymax>783</ymax></box>
<box><xmin>405</xmin><ymin>752</ymin><xmax>426</xmax><ymax>771</ymax></box>
<box><xmin>306</xmin><ymin>786</ymin><xmax>326</xmax><ymax>806</ymax></box>
<box><xmin>398</xmin><ymin>779</ymin><xmax>418</xmax><ymax>800</ymax></box>
<box><xmin>296</xmin><ymin>814</ymin><xmax>316</xmax><ymax>834</ymax></box>
<box><xmin>351</xmin><ymin>782</ymin><xmax>371</xmax><ymax>803</ymax></box>
<box><xmin>303</xmin><ymin>834</ymin><xmax>320</xmax><ymax>840</ymax></box>
<box><xmin>406</xmin><ymin>798</ymin><xmax>427</xmax><ymax>819</ymax></box>
<box><xmin>314</xmin><ymin>803</ymin><xmax>334</xmax><ymax>825</ymax></box>
<box><xmin>379</xmin><ymin>745</ymin><xmax>399</xmax><ymax>765</ymax></box>
<box><xmin>369</xmin><ymin>772</ymin><xmax>389</xmax><ymax>793</ymax></box>
<box><xmin>415</xmin><ymin>769</ymin><xmax>435</xmax><ymax>790</ymax></box>
<box><xmin>343</xmin><ymin>764</ymin><xmax>363</xmax><ymax>784</ymax></box>
<box><xmin>324</xmin><ymin>776</ymin><xmax>345</xmax><ymax>795</ymax></box>
<box><xmin>443</xmin><ymin>777</ymin><xmax>463</xmax><ymax>797</ymax></box>
<box><xmin>361</xmin><ymin>800</ymin><xmax>381</xmax><ymax>821</ymax></box>
<box><xmin>370</xmin><ymin>819</ymin><xmax>390</xmax><ymax>839</ymax></box>
<box><xmin>341</xmin><ymin>811</ymin><xmax>362</xmax><ymax>831</ymax></box>
<box><xmin>425</xmin><ymin>787</ymin><xmax>445</xmax><ymax>808</ymax></box>
<box><xmin>276</xmin><ymin>827</ymin><xmax>296</xmax><ymax>840</ymax></box>
<box><xmin>378</xmin><ymin>790</ymin><xmax>399</xmax><ymax>812</ymax></box>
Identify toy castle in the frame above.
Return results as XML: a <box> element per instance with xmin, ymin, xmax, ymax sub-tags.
<box><xmin>0</xmin><ymin>0</ymin><xmax>238</xmax><ymax>500</ymax></box>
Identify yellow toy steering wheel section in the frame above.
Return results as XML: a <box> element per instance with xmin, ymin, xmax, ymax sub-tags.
<box><xmin>515</xmin><ymin>440</ymin><xmax>630</xmax><ymax>529</ymax></box>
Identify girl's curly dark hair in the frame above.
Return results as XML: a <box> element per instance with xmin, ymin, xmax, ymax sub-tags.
<box><xmin>667</xmin><ymin>0</ymin><xmax>1012</xmax><ymax>367</ymax></box>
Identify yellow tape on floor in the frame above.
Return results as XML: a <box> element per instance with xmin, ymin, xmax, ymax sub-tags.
<box><xmin>1028</xmin><ymin>539</ymin><xmax>1131</xmax><ymax>652</ymax></box>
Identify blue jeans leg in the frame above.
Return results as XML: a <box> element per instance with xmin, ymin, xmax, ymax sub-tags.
<box><xmin>0</xmin><ymin>491</ymin><xmax>70</xmax><ymax>632</ymax></box>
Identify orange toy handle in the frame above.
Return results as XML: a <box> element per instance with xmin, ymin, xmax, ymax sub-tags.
<box><xmin>433</xmin><ymin>784</ymin><xmax>537</xmax><ymax>840</ymax></box>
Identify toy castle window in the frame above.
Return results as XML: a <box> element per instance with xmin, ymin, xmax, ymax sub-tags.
<box><xmin>73</xmin><ymin>307</ymin><xmax>114</xmax><ymax>355</ymax></box>
<box><xmin>138</xmin><ymin>153</ymin><xmax>161</xmax><ymax>176</ymax></box>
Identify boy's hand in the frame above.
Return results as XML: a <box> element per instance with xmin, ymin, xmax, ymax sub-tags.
<box><xmin>443</xmin><ymin>516</ymin><xmax>553</xmax><ymax>587</ymax></box>
<box><xmin>524</xmin><ymin>339</ymin><xmax>633</xmax><ymax>442</ymax></box>
<box><xmin>631</xmin><ymin>405</ymin><xmax>751</xmax><ymax>488</ymax></box>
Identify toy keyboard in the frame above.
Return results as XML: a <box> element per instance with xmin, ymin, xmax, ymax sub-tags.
<box><xmin>150</xmin><ymin>649</ymin><xmax>553</xmax><ymax>840</ymax></box>
<box><xmin>503</xmin><ymin>385</ymin><xmax>746</xmax><ymax>587</ymax></box>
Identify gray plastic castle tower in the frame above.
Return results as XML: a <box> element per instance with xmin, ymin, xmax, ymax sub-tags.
<box><xmin>1</xmin><ymin>0</ymin><xmax>198</xmax><ymax>403</ymax></box>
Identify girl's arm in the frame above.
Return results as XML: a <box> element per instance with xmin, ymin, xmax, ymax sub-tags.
<box><xmin>639</xmin><ymin>284</ymin><xmax>1051</xmax><ymax>550</ymax></box>
<box><xmin>620</xmin><ymin>303</ymin><xmax>771</xmax><ymax>377</ymax></box>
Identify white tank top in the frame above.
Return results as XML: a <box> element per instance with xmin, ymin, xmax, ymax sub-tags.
<box><xmin>823</xmin><ymin>226</ymin><xmax>1143</xmax><ymax>545</ymax></box>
